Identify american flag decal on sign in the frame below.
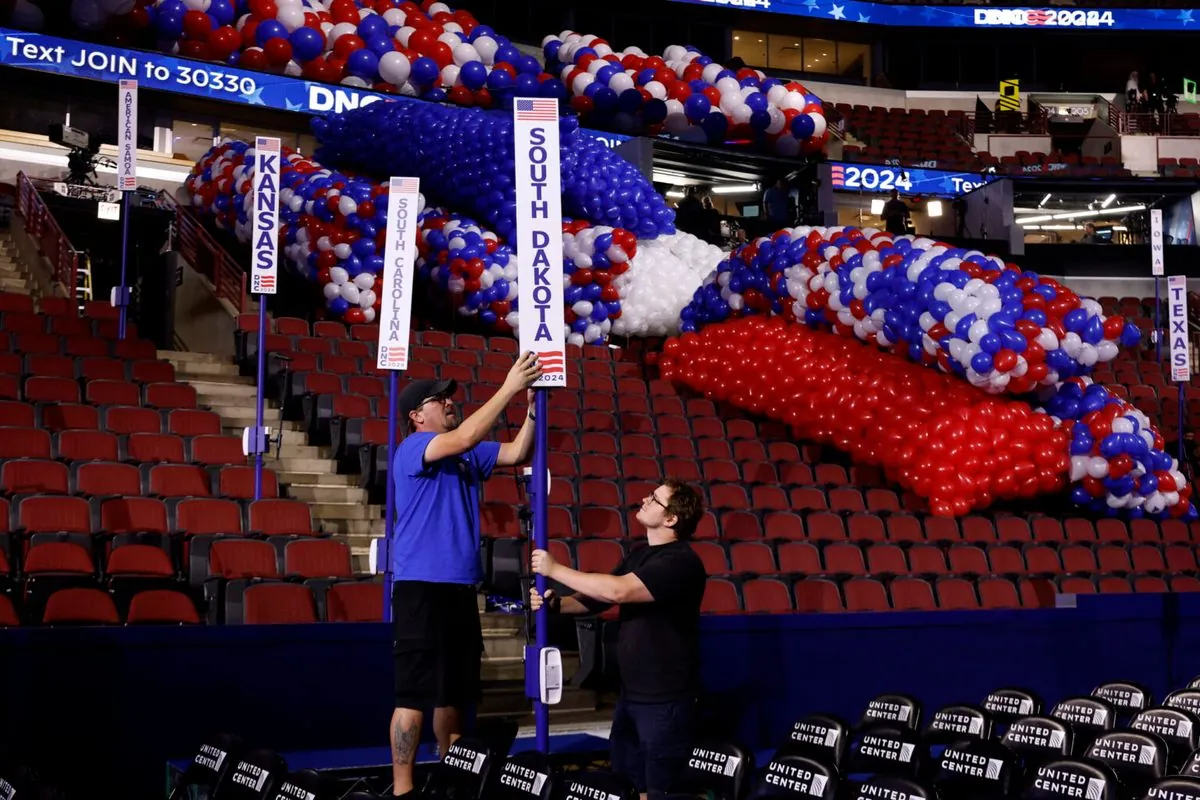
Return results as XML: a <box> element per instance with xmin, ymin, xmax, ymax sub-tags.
<box><xmin>537</xmin><ymin>350</ymin><xmax>565</xmax><ymax>374</ymax></box>
<box><xmin>380</xmin><ymin>345</ymin><xmax>407</xmax><ymax>364</ymax></box>
<box><xmin>516</xmin><ymin>98</ymin><xmax>559</xmax><ymax>121</ymax></box>
<box><xmin>252</xmin><ymin>275</ymin><xmax>276</xmax><ymax>292</ymax></box>
<box><xmin>392</xmin><ymin>178</ymin><xmax>420</xmax><ymax>194</ymax></box>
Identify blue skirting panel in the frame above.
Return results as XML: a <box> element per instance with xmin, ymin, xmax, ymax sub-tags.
<box><xmin>1</xmin><ymin>593</ymin><xmax>1195</xmax><ymax>798</ymax></box>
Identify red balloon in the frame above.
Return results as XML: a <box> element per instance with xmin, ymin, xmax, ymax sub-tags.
<box><xmin>263</xmin><ymin>37</ymin><xmax>293</xmax><ymax>67</ymax></box>
<box><xmin>333</xmin><ymin>34</ymin><xmax>366</xmax><ymax>59</ymax></box>
<box><xmin>182</xmin><ymin>9</ymin><xmax>213</xmax><ymax>39</ymax></box>
<box><xmin>343</xmin><ymin>307</ymin><xmax>367</xmax><ymax>324</ymax></box>
<box><xmin>239</xmin><ymin>47</ymin><xmax>269</xmax><ymax>71</ymax></box>
<box><xmin>208</xmin><ymin>25</ymin><xmax>241</xmax><ymax>57</ymax></box>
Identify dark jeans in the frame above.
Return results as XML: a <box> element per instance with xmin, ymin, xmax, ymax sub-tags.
<box><xmin>610</xmin><ymin>696</ymin><xmax>696</xmax><ymax>799</ymax></box>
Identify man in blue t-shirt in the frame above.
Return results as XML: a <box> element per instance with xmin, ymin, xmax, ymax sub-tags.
<box><xmin>388</xmin><ymin>351</ymin><xmax>542</xmax><ymax>798</ymax></box>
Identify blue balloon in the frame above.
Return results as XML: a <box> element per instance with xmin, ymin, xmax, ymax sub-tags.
<box><xmin>289</xmin><ymin>27</ymin><xmax>324</xmax><ymax>62</ymax></box>
<box><xmin>255</xmin><ymin>20</ymin><xmax>287</xmax><ymax>47</ymax></box>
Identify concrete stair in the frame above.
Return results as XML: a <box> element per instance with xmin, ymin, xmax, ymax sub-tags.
<box><xmin>159</xmin><ymin>349</ymin><xmax>386</xmax><ymax>571</ymax></box>
<box><xmin>0</xmin><ymin>236</ymin><xmax>34</xmax><ymax>296</ymax></box>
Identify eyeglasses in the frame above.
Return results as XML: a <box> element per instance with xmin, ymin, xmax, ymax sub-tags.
<box><xmin>646</xmin><ymin>494</ymin><xmax>670</xmax><ymax>510</ymax></box>
<box><xmin>419</xmin><ymin>394</ymin><xmax>453</xmax><ymax>408</ymax></box>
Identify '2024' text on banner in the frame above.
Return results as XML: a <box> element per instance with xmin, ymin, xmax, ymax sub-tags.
<box><xmin>513</xmin><ymin>99</ymin><xmax>566</xmax><ymax>388</ymax></box>
<box><xmin>0</xmin><ymin>28</ymin><xmax>628</xmax><ymax>150</ymax></box>
<box><xmin>377</xmin><ymin>177</ymin><xmax>422</xmax><ymax>372</ymax></box>
<box><xmin>1168</xmin><ymin>275</ymin><xmax>1191</xmax><ymax>383</ymax></box>
<box><xmin>117</xmin><ymin>79</ymin><xmax>137</xmax><ymax>192</ymax></box>
<box><xmin>251</xmin><ymin>136</ymin><xmax>280</xmax><ymax>295</ymax></box>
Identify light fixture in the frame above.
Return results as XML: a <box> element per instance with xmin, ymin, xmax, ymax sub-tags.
<box><xmin>1017</xmin><ymin>204</ymin><xmax>1146</xmax><ymax>226</ymax></box>
<box><xmin>666</xmin><ymin>190</ymin><xmax>686</xmax><ymax>199</ymax></box>
<box><xmin>712</xmin><ymin>183</ymin><xmax>760</xmax><ymax>195</ymax></box>
<box><xmin>1101</xmin><ymin>193</ymin><xmax>1116</xmax><ymax>208</ymax></box>
<box><xmin>734</xmin><ymin>35</ymin><xmax>741</xmax><ymax>40</ymax></box>
<box><xmin>870</xmin><ymin>198</ymin><xmax>885</xmax><ymax>214</ymax></box>
<box><xmin>1039</xmin><ymin>193</ymin><xmax>1052</xmax><ymax>208</ymax></box>
<box><xmin>927</xmin><ymin>200</ymin><xmax>943</xmax><ymax>217</ymax></box>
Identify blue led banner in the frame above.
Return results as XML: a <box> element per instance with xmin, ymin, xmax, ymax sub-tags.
<box><xmin>0</xmin><ymin>27</ymin><xmax>629</xmax><ymax>148</ymax></box>
<box><xmin>671</xmin><ymin>0</ymin><xmax>1199</xmax><ymax>30</ymax></box>
<box><xmin>829</xmin><ymin>162</ymin><xmax>995</xmax><ymax>197</ymax></box>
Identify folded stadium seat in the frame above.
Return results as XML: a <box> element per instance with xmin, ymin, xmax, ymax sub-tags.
<box><xmin>866</xmin><ymin>543</ymin><xmax>908</xmax><ymax>576</ymax></box>
<box><xmin>765</xmin><ymin>512</ymin><xmax>805</xmax><ymax>542</ymax></box>
<box><xmin>22</xmin><ymin>542</ymin><xmax>98</xmax><ymax>621</ymax></box>
<box><xmin>248</xmin><ymin>499</ymin><xmax>317</xmax><ymax>537</ymax></box>
<box><xmin>81</xmin><ymin>300</ymin><xmax>119</xmax><ymax>321</ymax></box>
<box><xmin>1025</xmin><ymin>545</ymin><xmax>1065</xmax><ymax>575</ymax></box>
<box><xmin>1165</xmin><ymin>545</ymin><xmax>1197</xmax><ymax>572</ymax></box>
<box><xmin>127</xmin><ymin>360</ymin><xmax>174</xmax><ymax>384</ymax></box>
<box><xmin>789</xmin><ymin>487</ymin><xmax>827</xmax><ymax>511</ymax></box>
<box><xmin>988</xmin><ymin>545</ymin><xmax>1028</xmax><ymax>575</ymax></box>
<box><xmin>751</xmin><ymin>486</ymin><xmax>789</xmax><ymax>512</ymax></box>
<box><xmin>829</xmin><ymin>488</ymin><xmax>866</xmax><ymax>514</ymax></box>
<box><xmin>577</xmin><ymin>454</ymin><xmax>617</xmax><ymax>480</ymax></box>
<box><xmin>622</xmin><ymin>456</ymin><xmax>660</xmax><ymax>482</ymax></box>
<box><xmin>720</xmin><ymin>511</ymin><xmax>763</xmax><ymax>542</ymax></box>
<box><xmin>71</xmin><ymin>461</ymin><xmax>140</xmax><ymax>497</ymax></box>
<box><xmin>41</xmin><ymin>586</ymin><xmax>119</xmax><ymax>626</ymax></box>
<box><xmin>844</xmin><ymin>577</ymin><xmax>889</xmax><ymax>611</ymax></box>
<box><xmin>0</xmin><ymin>427</ymin><xmax>51</xmax><ymax>460</ymax></box>
<box><xmin>186</xmin><ymin>435</ymin><xmax>245</xmax><ymax>467</ymax></box>
<box><xmin>345</xmin><ymin>376</ymin><xmax>385</xmax><ymax>401</ymax></box>
<box><xmin>651</xmin><ymin>396</ymin><xmax>684</xmax><ymax>417</ymax></box>
<box><xmin>864</xmin><ymin>488</ymin><xmax>901</xmax><ymax>513</ymax></box>
<box><xmin>847</xmin><ymin>515</ymin><xmax>886</xmax><ymax>546</ymax></box>
<box><xmin>617</xmin><ymin>433</ymin><xmax>656</xmax><ymax>459</ymax></box>
<box><xmin>977</xmin><ymin>577</ymin><xmax>1021</xmax><ymax>609</ymax></box>
<box><xmin>2</xmin><ymin>312</ymin><xmax>46</xmax><ymax>334</ymax></box>
<box><xmin>85</xmin><ymin>379</ymin><xmax>142</xmax><ymax>407</ymax></box>
<box><xmin>1061</xmin><ymin>545</ymin><xmax>1100</xmax><ymax>574</ymax></box>
<box><xmin>960</xmin><ymin>516</ymin><xmax>997</xmax><ymax>544</ymax></box>
<box><xmin>806</xmin><ymin>513</ymin><xmax>847</xmax><ymax>543</ymax></box>
<box><xmin>885</xmin><ymin>515</ymin><xmax>924</xmax><ymax>544</ymax></box>
<box><xmin>1019</xmin><ymin>578</ymin><xmax>1058</xmax><ymax>608</ymax></box>
<box><xmin>814</xmin><ymin>464</ymin><xmax>848</xmax><ymax>486</ymax></box>
<box><xmin>48</xmin><ymin>316</ymin><xmax>91</xmax><ymax>338</ymax></box>
<box><xmin>935</xmin><ymin>577</ymin><xmax>980</xmax><ymax>610</ymax></box>
<box><xmin>75</xmin><ymin>356</ymin><xmax>125</xmax><ymax>381</ymax></box>
<box><xmin>39</xmin><ymin>402</ymin><xmax>99</xmax><ymax>432</ymax></box>
<box><xmin>1059</xmin><ymin>576</ymin><xmax>1097</xmax><ymax>594</ymax></box>
<box><xmin>1096</xmin><ymin>519</ymin><xmax>1130</xmax><ymax>543</ymax></box>
<box><xmin>232</xmin><ymin>582</ymin><xmax>321</xmax><ymax>623</ymax></box>
<box><xmin>924</xmin><ymin>517</ymin><xmax>960</xmax><ymax>544</ymax></box>
<box><xmin>14</xmin><ymin>332</ymin><xmax>60</xmax><ymax>355</ymax></box>
<box><xmin>1171</xmin><ymin>576</ymin><xmax>1200</xmax><ymax>592</ymax></box>
<box><xmin>1064</xmin><ymin>518</ymin><xmax>1096</xmax><ymax>543</ymax></box>
<box><xmin>820</xmin><ymin>542</ymin><xmax>864</xmax><ymax>578</ymax></box>
<box><xmin>483</xmin><ymin>480</ymin><xmax>520</xmax><ymax>506</ymax></box>
<box><xmin>0</xmin><ymin>372</ymin><xmax>26</xmax><ymax>398</ymax></box>
<box><xmin>691</xmin><ymin>542</ymin><xmax>729</xmax><ymax>576</ymax></box>
<box><xmin>66</xmin><ymin>336</ymin><xmax>111</xmax><ymax>358</ymax></box>
<box><xmin>172</xmin><ymin>497</ymin><xmax>244</xmax><ymax>539</ymax></box>
<box><xmin>709</xmin><ymin>485</ymin><xmax>749</xmax><ymax>511</ymax></box>
<box><xmin>575</xmin><ymin>540</ymin><xmax>625</xmax><ymax>575</ymax></box>
<box><xmin>284</xmin><ymin>539</ymin><xmax>352</xmax><ymax>580</ymax></box>
<box><xmin>1096</xmin><ymin>576</ymin><xmax>1132</xmax><ymax>593</ymax></box>
<box><xmin>142</xmin><ymin>463</ymin><xmax>212</xmax><ymax>499</ymax></box>
<box><xmin>1096</xmin><ymin>544</ymin><xmax>1134</xmax><ymax>574</ymax></box>
<box><xmin>579</xmin><ymin>479</ymin><xmax>621</xmax><ymax>508</ymax></box>
<box><xmin>0</xmin><ymin>354</ymin><xmax>16</xmax><ymax>377</ymax></box>
<box><xmin>741</xmin><ymin>461</ymin><xmax>778</xmax><ymax>486</ymax></box>
<box><xmin>780</xmin><ymin>463</ymin><xmax>815</xmax><ymax>486</ymax></box>
<box><xmin>946</xmin><ymin>544</ymin><xmax>989</xmax><ymax>576</ymax></box>
<box><xmin>742</xmin><ymin>578</ymin><xmax>794</xmax><ymax>613</ymax></box>
<box><xmin>213</xmin><ymin>466</ymin><xmax>278</xmax><ymax>500</ymax></box>
<box><xmin>663</xmin><ymin>458</ymin><xmax>701</xmax><ymax>483</ymax></box>
<box><xmin>124</xmin><ymin>589</ymin><xmax>200</xmax><ymax>625</ymax></box>
<box><xmin>315</xmin><ymin>581</ymin><xmax>381</xmax><ymax>623</ymax></box>
<box><xmin>902</xmin><ymin>545</ymin><xmax>946</xmax><ymax>577</ymax></box>
<box><xmin>580</xmin><ymin>432</ymin><xmax>618</xmax><ymax>456</ymax></box>
<box><xmin>3</xmin><ymin>458</ymin><xmax>69</xmax><ymax>495</ymax></box>
<box><xmin>23</xmin><ymin>353</ymin><xmax>72</xmax><ymax>378</ymax></box>
<box><xmin>321</xmin><ymin>354</ymin><xmax>360</xmax><ymax>376</ymax></box>
<box><xmin>481</xmin><ymin>503</ymin><xmax>520</xmax><ymax>538</ymax></box>
<box><xmin>1031</xmin><ymin>518</ymin><xmax>1065</xmax><ymax>544</ymax></box>
<box><xmin>97</xmin><ymin>496</ymin><xmax>170</xmax><ymax>543</ymax></box>
<box><xmin>272</xmin><ymin>317</ymin><xmax>307</xmax><ymax>337</ymax></box>
<box><xmin>122</xmin><ymin>432</ymin><xmax>186</xmax><ymax>464</ymax></box>
<box><xmin>576</xmin><ymin>506</ymin><xmax>623</xmax><ymax>539</ymax></box>
<box><xmin>0</xmin><ymin>594</ymin><xmax>17</xmax><ymax>626</ymax></box>
<box><xmin>105</xmin><ymin>543</ymin><xmax>177</xmax><ymax>602</ymax></box>
<box><xmin>143</xmin><ymin>382</ymin><xmax>198</xmax><ymax>411</ymax></box>
<box><xmin>104</xmin><ymin>405</ymin><xmax>166</xmax><ymax>437</ymax></box>
<box><xmin>349</xmin><ymin>323</ymin><xmax>377</xmax><ymax>343</ymax></box>
<box><xmin>663</xmin><ymin>436</ymin><xmax>700</xmax><ymax>460</ymax></box>
<box><xmin>0</xmin><ymin>293</ymin><xmax>33</xmax><ymax>314</ymax></box>
<box><xmin>701</xmin><ymin>459</ymin><xmax>741</xmax><ymax>486</ymax></box>
<box><xmin>995</xmin><ymin>517</ymin><xmax>1033</xmax><ymax>544</ymax></box>
<box><xmin>891</xmin><ymin>577</ymin><xmax>937</xmax><ymax>610</ymax></box>
<box><xmin>1130</xmin><ymin>520</ymin><xmax>1162</xmax><ymax>544</ymax></box>
<box><xmin>24</xmin><ymin>375</ymin><xmax>79</xmax><ymax>404</ymax></box>
<box><xmin>1160</xmin><ymin>520</ymin><xmax>1195</xmax><ymax>545</ymax></box>
<box><xmin>457</xmin><ymin>333</ymin><xmax>487</xmax><ymax>352</ymax></box>
<box><xmin>280</xmin><ymin>371</ymin><xmax>342</xmax><ymax>419</ymax></box>
<box><xmin>1131</xmin><ymin>575</ymin><xmax>1168</xmax><ymax>593</ymax></box>
<box><xmin>166</xmin><ymin>409</ymin><xmax>222</xmax><ymax>438</ymax></box>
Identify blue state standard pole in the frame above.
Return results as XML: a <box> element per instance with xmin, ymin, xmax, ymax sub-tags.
<box><xmin>532</xmin><ymin>388</ymin><xmax>550</xmax><ymax>753</ymax></box>
<box><xmin>252</xmin><ymin>296</ymin><xmax>268</xmax><ymax>500</ymax></box>
<box><xmin>383</xmin><ymin>370</ymin><xmax>399</xmax><ymax>623</ymax></box>
<box><xmin>1180</xmin><ymin>382</ymin><xmax>1187</xmax><ymax>468</ymax></box>
<box><xmin>1156</xmin><ymin>278</ymin><xmax>1163</xmax><ymax>362</ymax></box>
<box><xmin>117</xmin><ymin>190</ymin><xmax>131</xmax><ymax>340</ymax></box>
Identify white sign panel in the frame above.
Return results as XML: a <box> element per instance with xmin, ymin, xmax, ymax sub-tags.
<box><xmin>377</xmin><ymin>176</ymin><xmax>421</xmax><ymax>371</ymax></box>
<box><xmin>117</xmin><ymin>79</ymin><xmax>138</xmax><ymax>191</ymax></box>
<box><xmin>513</xmin><ymin>98</ymin><xmax>566</xmax><ymax>388</ymax></box>
<box><xmin>1151</xmin><ymin>208</ymin><xmax>1164</xmax><ymax>277</ymax></box>
<box><xmin>251</xmin><ymin>136</ymin><xmax>281</xmax><ymax>295</ymax></box>
<box><xmin>1168</xmin><ymin>274</ymin><xmax>1191</xmax><ymax>383</ymax></box>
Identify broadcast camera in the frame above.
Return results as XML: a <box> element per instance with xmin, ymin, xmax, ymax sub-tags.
<box><xmin>48</xmin><ymin>123</ymin><xmax>115</xmax><ymax>186</ymax></box>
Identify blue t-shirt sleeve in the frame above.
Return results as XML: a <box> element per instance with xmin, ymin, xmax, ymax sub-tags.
<box><xmin>396</xmin><ymin>432</ymin><xmax>435</xmax><ymax>477</ymax></box>
<box><xmin>471</xmin><ymin>441</ymin><xmax>502</xmax><ymax>481</ymax></box>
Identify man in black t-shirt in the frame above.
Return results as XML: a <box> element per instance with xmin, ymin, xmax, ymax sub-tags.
<box><xmin>530</xmin><ymin>478</ymin><xmax>707</xmax><ymax>800</ymax></box>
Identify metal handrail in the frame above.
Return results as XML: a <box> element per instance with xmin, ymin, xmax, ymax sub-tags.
<box><xmin>158</xmin><ymin>191</ymin><xmax>248</xmax><ymax>313</ymax></box>
<box><xmin>15</xmin><ymin>172</ymin><xmax>79</xmax><ymax>300</ymax></box>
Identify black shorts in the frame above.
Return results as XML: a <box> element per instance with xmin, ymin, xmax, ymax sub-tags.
<box><xmin>392</xmin><ymin>581</ymin><xmax>484</xmax><ymax>710</ymax></box>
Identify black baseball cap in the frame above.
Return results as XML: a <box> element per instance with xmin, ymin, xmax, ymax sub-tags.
<box><xmin>398</xmin><ymin>378</ymin><xmax>458</xmax><ymax>427</ymax></box>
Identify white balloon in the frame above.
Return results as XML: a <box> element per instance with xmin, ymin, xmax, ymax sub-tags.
<box><xmin>395</xmin><ymin>25</ymin><xmax>415</xmax><ymax>47</ymax></box>
<box><xmin>337</xmin><ymin>196</ymin><xmax>357</xmax><ymax>217</ymax></box>
<box><xmin>382</xmin><ymin>8</ymin><xmax>406</xmax><ymax>26</ymax></box>
<box><xmin>440</xmin><ymin>64</ymin><xmax>460</xmax><ymax>86</ymax></box>
<box><xmin>354</xmin><ymin>272</ymin><xmax>376</xmax><ymax>290</ymax></box>
<box><xmin>473</xmin><ymin>36</ymin><xmax>498</xmax><ymax>65</ymax></box>
<box><xmin>329</xmin><ymin>266</ymin><xmax>349</xmax><ymax>285</ymax></box>
<box><xmin>378</xmin><ymin>51</ymin><xmax>411</xmax><ymax>85</ymax></box>
<box><xmin>333</xmin><ymin>243</ymin><xmax>352</xmax><ymax>260</ymax></box>
<box><xmin>608</xmin><ymin>72</ymin><xmax>635</xmax><ymax>94</ymax></box>
<box><xmin>328</xmin><ymin>22</ymin><xmax>357</xmax><ymax>45</ymax></box>
<box><xmin>323</xmin><ymin>282</ymin><xmax>341</xmax><ymax>300</ymax></box>
<box><xmin>362</xmin><ymin>307</ymin><xmax>377</xmax><ymax>324</ymax></box>
<box><xmin>1087</xmin><ymin>456</ymin><xmax>1109</xmax><ymax>479</ymax></box>
<box><xmin>359</xmin><ymin>289</ymin><xmax>377</xmax><ymax>308</ymax></box>
<box><xmin>277</xmin><ymin>6</ymin><xmax>305</xmax><ymax>31</ymax></box>
<box><xmin>452</xmin><ymin>43</ymin><xmax>480</xmax><ymax>66</ymax></box>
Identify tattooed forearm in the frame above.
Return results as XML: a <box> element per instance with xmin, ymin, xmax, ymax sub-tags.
<box><xmin>392</xmin><ymin>719</ymin><xmax>419</xmax><ymax>765</ymax></box>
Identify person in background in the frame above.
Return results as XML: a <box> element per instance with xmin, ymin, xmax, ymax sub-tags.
<box><xmin>699</xmin><ymin>195</ymin><xmax>724</xmax><ymax>246</ymax></box>
<box><xmin>529</xmin><ymin>479</ymin><xmax>708</xmax><ymax>800</ymax></box>
<box><xmin>387</xmin><ymin>353</ymin><xmax>542</xmax><ymax>798</ymax></box>
<box><xmin>881</xmin><ymin>189</ymin><xmax>910</xmax><ymax>236</ymax></box>
<box><xmin>673</xmin><ymin>186</ymin><xmax>705</xmax><ymax>240</ymax></box>
<box><xmin>1127</xmin><ymin>71</ymin><xmax>1141</xmax><ymax>109</ymax></box>
<box><xmin>763</xmin><ymin>178</ymin><xmax>791</xmax><ymax>228</ymax></box>
<box><xmin>1079</xmin><ymin>222</ymin><xmax>1098</xmax><ymax>244</ymax></box>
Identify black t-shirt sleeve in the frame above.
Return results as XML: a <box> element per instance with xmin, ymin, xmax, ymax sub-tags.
<box><xmin>632</xmin><ymin>547</ymin><xmax>698</xmax><ymax>603</ymax></box>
